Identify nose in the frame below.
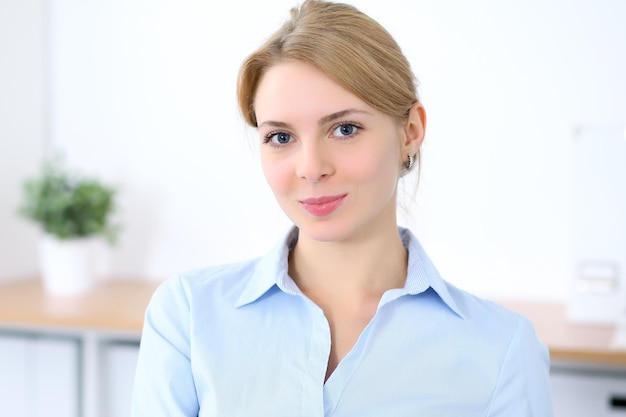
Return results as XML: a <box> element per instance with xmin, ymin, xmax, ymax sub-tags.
<box><xmin>295</xmin><ymin>140</ymin><xmax>334</xmax><ymax>182</ymax></box>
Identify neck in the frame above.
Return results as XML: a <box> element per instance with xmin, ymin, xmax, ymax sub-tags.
<box><xmin>288</xmin><ymin>225</ymin><xmax>408</xmax><ymax>302</ymax></box>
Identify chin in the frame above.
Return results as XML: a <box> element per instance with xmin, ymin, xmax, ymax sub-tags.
<box><xmin>293</xmin><ymin>218</ymin><xmax>359</xmax><ymax>243</ymax></box>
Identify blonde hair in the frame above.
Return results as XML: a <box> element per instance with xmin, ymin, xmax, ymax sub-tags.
<box><xmin>236</xmin><ymin>0</ymin><xmax>422</xmax><ymax>170</ymax></box>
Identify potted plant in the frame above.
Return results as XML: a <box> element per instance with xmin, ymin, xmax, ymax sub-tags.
<box><xmin>19</xmin><ymin>158</ymin><xmax>119</xmax><ymax>295</ymax></box>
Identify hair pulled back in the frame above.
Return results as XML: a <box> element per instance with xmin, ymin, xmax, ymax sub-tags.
<box><xmin>237</xmin><ymin>0</ymin><xmax>420</xmax><ymax>128</ymax></box>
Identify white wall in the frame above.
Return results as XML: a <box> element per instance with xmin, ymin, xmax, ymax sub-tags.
<box><xmin>0</xmin><ymin>0</ymin><xmax>46</xmax><ymax>283</ymax></box>
<box><xmin>3</xmin><ymin>0</ymin><xmax>626</xmax><ymax>301</ymax></box>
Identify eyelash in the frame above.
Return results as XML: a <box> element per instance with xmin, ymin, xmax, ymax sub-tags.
<box><xmin>263</xmin><ymin>131</ymin><xmax>290</xmax><ymax>146</ymax></box>
<box><xmin>331</xmin><ymin>121</ymin><xmax>362</xmax><ymax>139</ymax></box>
<box><xmin>262</xmin><ymin>122</ymin><xmax>363</xmax><ymax>148</ymax></box>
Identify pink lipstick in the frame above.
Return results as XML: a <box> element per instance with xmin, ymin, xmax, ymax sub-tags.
<box><xmin>300</xmin><ymin>194</ymin><xmax>347</xmax><ymax>217</ymax></box>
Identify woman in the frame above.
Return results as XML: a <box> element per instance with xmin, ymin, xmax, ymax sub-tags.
<box><xmin>132</xmin><ymin>1</ymin><xmax>553</xmax><ymax>415</ymax></box>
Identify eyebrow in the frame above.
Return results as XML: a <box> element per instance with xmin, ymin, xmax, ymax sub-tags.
<box><xmin>257</xmin><ymin>108</ymin><xmax>371</xmax><ymax>129</ymax></box>
<box><xmin>318</xmin><ymin>109</ymin><xmax>370</xmax><ymax>126</ymax></box>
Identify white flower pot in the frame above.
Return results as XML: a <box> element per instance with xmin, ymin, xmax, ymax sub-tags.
<box><xmin>39</xmin><ymin>234</ymin><xmax>97</xmax><ymax>296</ymax></box>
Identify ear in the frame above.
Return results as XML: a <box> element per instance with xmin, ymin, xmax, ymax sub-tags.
<box><xmin>401</xmin><ymin>101</ymin><xmax>426</xmax><ymax>156</ymax></box>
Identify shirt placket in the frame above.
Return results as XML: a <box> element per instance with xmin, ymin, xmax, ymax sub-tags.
<box><xmin>300</xmin><ymin>298</ymin><xmax>332</xmax><ymax>417</ymax></box>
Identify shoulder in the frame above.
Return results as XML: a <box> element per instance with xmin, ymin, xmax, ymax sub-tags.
<box><xmin>449</xmin><ymin>283</ymin><xmax>518</xmax><ymax>323</ymax></box>
<box><xmin>148</xmin><ymin>257</ymin><xmax>263</xmax><ymax>310</ymax></box>
<box><xmin>446</xmin><ymin>281</ymin><xmax>537</xmax><ymax>336</ymax></box>
<box><xmin>445</xmin><ymin>283</ymin><xmax>551</xmax><ymax>395</ymax></box>
<box><xmin>147</xmin><ymin>227</ymin><xmax>295</xmax><ymax>313</ymax></box>
<box><xmin>443</xmin><ymin>281</ymin><xmax>548</xmax><ymax>365</ymax></box>
<box><xmin>447</xmin><ymin>287</ymin><xmax>554</xmax><ymax>413</ymax></box>
<box><xmin>180</xmin><ymin>258</ymin><xmax>262</xmax><ymax>290</ymax></box>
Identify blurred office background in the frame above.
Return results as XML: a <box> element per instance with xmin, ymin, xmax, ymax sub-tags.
<box><xmin>1</xmin><ymin>0</ymin><xmax>625</xmax><ymax>302</ymax></box>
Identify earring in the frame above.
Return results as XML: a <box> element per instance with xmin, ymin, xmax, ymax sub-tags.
<box><xmin>406</xmin><ymin>153</ymin><xmax>415</xmax><ymax>170</ymax></box>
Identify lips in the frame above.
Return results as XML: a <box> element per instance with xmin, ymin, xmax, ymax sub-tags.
<box><xmin>299</xmin><ymin>194</ymin><xmax>347</xmax><ymax>217</ymax></box>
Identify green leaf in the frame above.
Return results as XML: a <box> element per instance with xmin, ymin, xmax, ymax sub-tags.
<box><xmin>18</xmin><ymin>158</ymin><xmax>120</xmax><ymax>244</ymax></box>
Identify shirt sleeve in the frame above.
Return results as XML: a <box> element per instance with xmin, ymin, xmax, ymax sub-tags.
<box><xmin>131</xmin><ymin>276</ymin><xmax>200</xmax><ymax>417</ymax></box>
<box><xmin>486</xmin><ymin>316</ymin><xmax>554</xmax><ymax>416</ymax></box>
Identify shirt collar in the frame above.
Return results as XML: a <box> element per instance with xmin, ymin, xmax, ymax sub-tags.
<box><xmin>235</xmin><ymin>226</ymin><xmax>465</xmax><ymax>319</ymax></box>
<box><xmin>399</xmin><ymin>227</ymin><xmax>464</xmax><ymax>318</ymax></box>
<box><xmin>235</xmin><ymin>227</ymin><xmax>300</xmax><ymax>307</ymax></box>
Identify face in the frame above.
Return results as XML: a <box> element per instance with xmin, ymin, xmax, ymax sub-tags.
<box><xmin>254</xmin><ymin>60</ymin><xmax>420</xmax><ymax>243</ymax></box>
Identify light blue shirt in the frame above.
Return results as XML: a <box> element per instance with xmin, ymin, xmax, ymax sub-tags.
<box><xmin>132</xmin><ymin>227</ymin><xmax>553</xmax><ymax>416</ymax></box>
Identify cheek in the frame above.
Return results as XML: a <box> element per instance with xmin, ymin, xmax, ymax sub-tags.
<box><xmin>261</xmin><ymin>155</ymin><xmax>291</xmax><ymax>195</ymax></box>
<box><xmin>345</xmin><ymin>143</ymin><xmax>400</xmax><ymax>185</ymax></box>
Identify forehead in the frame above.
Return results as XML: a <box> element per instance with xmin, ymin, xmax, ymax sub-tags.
<box><xmin>254</xmin><ymin>61</ymin><xmax>370</xmax><ymax>123</ymax></box>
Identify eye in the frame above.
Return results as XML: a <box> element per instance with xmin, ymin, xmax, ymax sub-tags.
<box><xmin>332</xmin><ymin>123</ymin><xmax>360</xmax><ymax>138</ymax></box>
<box><xmin>264</xmin><ymin>131</ymin><xmax>293</xmax><ymax>147</ymax></box>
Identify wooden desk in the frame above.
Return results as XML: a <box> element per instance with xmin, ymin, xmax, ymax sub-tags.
<box><xmin>0</xmin><ymin>278</ymin><xmax>161</xmax><ymax>334</ymax></box>
<box><xmin>498</xmin><ymin>299</ymin><xmax>626</xmax><ymax>368</ymax></box>
<box><xmin>1</xmin><ymin>281</ymin><xmax>624</xmax><ymax>417</ymax></box>
<box><xmin>0</xmin><ymin>279</ymin><xmax>162</xmax><ymax>417</ymax></box>
<box><xmin>0</xmin><ymin>279</ymin><xmax>625</xmax><ymax>367</ymax></box>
